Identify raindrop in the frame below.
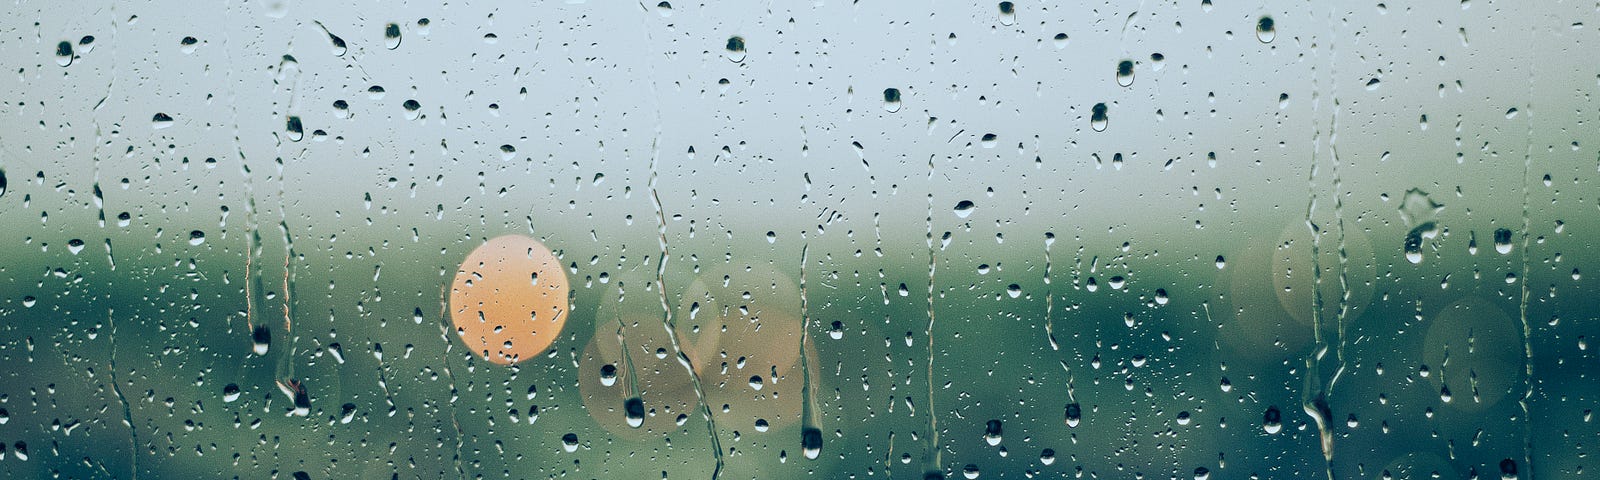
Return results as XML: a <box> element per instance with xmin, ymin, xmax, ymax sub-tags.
<box><xmin>954</xmin><ymin>200</ymin><xmax>976</xmax><ymax>218</ymax></box>
<box><xmin>189</xmin><ymin>230</ymin><xmax>206</xmax><ymax>246</ymax></box>
<box><xmin>1194</xmin><ymin>467</ymin><xmax>1211</xmax><ymax>480</ymax></box>
<box><xmin>1091</xmin><ymin>103</ymin><xmax>1109</xmax><ymax>132</ymax></box>
<box><xmin>725</xmin><ymin>36</ymin><xmax>746</xmax><ymax>62</ymax></box>
<box><xmin>67</xmin><ymin>238</ymin><xmax>85</xmax><ymax>255</ymax></box>
<box><xmin>980</xmin><ymin>133</ymin><xmax>998</xmax><ymax>148</ymax></box>
<box><xmin>748</xmin><ymin>375</ymin><xmax>764</xmax><ymax>391</ymax></box>
<box><xmin>285</xmin><ymin>116</ymin><xmax>304</xmax><ymax>142</ymax></box>
<box><xmin>624</xmin><ymin>397</ymin><xmax>645</xmax><ymax>428</ymax></box>
<box><xmin>984</xmin><ymin>419</ymin><xmax>1003</xmax><ymax>446</ymax></box>
<box><xmin>1494</xmin><ymin>228</ymin><xmax>1514</xmax><ymax>254</ymax></box>
<box><xmin>962</xmin><ymin>464</ymin><xmax>981</xmax><ymax>479</ymax></box>
<box><xmin>1065</xmin><ymin>402</ymin><xmax>1082</xmax><ymax>427</ymax></box>
<box><xmin>801</xmin><ymin>426</ymin><xmax>822</xmax><ymax>459</ymax></box>
<box><xmin>1256</xmin><ymin>16</ymin><xmax>1276</xmax><ymax>43</ymax></box>
<box><xmin>222</xmin><ymin>384</ymin><xmax>241</xmax><ymax>402</ymax></box>
<box><xmin>997</xmin><ymin>2</ymin><xmax>1016</xmax><ymax>26</ymax></box>
<box><xmin>1214</xmin><ymin>255</ymin><xmax>1226</xmax><ymax>269</ymax></box>
<box><xmin>384</xmin><ymin>23</ymin><xmax>402</xmax><ymax>49</ymax></box>
<box><xmin>561</xmin><ymin>433</ymin><xmax>580</xmax><ymax>452</ymax></box>
<box><xmin>252</xmin><ymin>325</ymin><xmax>271</xmax><ymax>355</ymax></box>
<box><xmin>1500</xmin><ymin>458</ymin><xmax>1518</xmax><ymax>480</ymax></box>
<box><xmin>883</xmin><ymin>88</ymin><xmax>902</xmax><ymax>113</ymax></box>
<box><xmin>55</xmin><ymin>41</ymin><xmax>73</xmax><ymax>67</ymax></box>
<box><xmin>1006</xmin><ymin>284</ymin><xmax>1021</xmax><ymax>298</ymax></box>
<box><xmin>1262</xmin><ymin>406</ymin><xmax>1283</xmax><ymax>434</ymax></box>
<box><xmin>180</xmin><ymin>36</ymin><xmax>199</xmax><ymax>54</ymax></box>
<box><xmin>403</xmin><ymin>99</ymin><xmax>421</xmax><ymax>120</ymax></box>
<box><xmin>152</xmin><ymin>113</ymin><xmax>175</xmax><ymax>129</ymax></box>
<box><xmin>599</xmin><ymin>364</ymin><xmax>617</xmax><ymax>386</ymax></box>
<box><xmin>1039</xmin><ymin>448</ymin><xmax>1056</xmax><ymax>465</ymax></box>
<box><xmin>1116</xmin><ymin>60</ymin><xmax>1134</xmax><ymax>87</ymax></box>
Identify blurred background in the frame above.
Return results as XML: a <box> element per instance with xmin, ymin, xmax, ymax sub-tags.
<box><xmin>0</xmin><ymin>1</ymin><xmax>1596</xmax><ymax>478</ymax></box>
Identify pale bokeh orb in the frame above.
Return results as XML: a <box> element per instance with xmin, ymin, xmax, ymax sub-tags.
<box><xmin>449</xmin><ymin>235</ymin><xmax>570</xmax><ymax>364</ymax></box>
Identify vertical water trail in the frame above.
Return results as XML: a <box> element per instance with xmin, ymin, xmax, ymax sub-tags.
<box><xmin>616</xmin><ymin>323</ymin><xmax>644</xmax><ymax>428</ymax></box>
<box><xmin>924</xmin><ymin>189</ymin><xmax>941</xmax><ymax>476</ymax></box>
<box><xmin>1516</xmin><ymin>7</ymin><xmax>1538</xmax><ymax>476</ymax></box>
<box><xmin>798</xmin><ymin>244</ymin><xmax>823</xmax><ymax>459</ymax></box>
<box><xmin>1044</xmin><ymin>233</ymin><xmax>1058</xmax><ymax>351</ymax></box>
<box><xmin>106</xmin><ymin>308</ymin><xmax>137</xmax><ymax>479</ymax></box>
<box><xmin>1300</xmin><ymin>5</ymin><xmax>1336</xmax><ymax>479</ymax></box>
<box><xmin>435</xmin><ymin>283</ymin><xmax>467</xmax><ymax>478</ymax></box>
<box><xmin>648</xmin><ymin>148</ymin><xmax>723</xmax><ymax>479</ymax></box>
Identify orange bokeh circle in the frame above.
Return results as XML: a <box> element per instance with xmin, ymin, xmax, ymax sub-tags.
<box><xmin>448</xmin><ymin>235</ymin><xmax>570</xmax><ymax>364</ymax></box>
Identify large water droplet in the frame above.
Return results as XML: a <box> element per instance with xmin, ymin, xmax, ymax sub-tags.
<box><xmin>252</xmin><ymin>325</ymin><xmax>271</xmax><ymax>355</ymax></box>
<box><xmin>152</xmin><ymin>113</ymin><xmax>175</xmax><ymax>129</ymax></box>
<box><xmin>384</xmin><ymin>23</ymin><xmax>402</xmax><ymax>50</ymax></box>
<box><xmin>725</xmin><ymin>36</ymin><xmax>747</xmax><ymax>62</ymax></box>
<box><xmin>1256</xmin><ymin>16</ymin><xmax>1276</xmax><ymax>43</ymax></box>
<box><xmin>954</xmin><ymin>200</ymin><xmax>976</xmax><ymax>218</ymax></box>
<box><xmin>997</xmin><ymin>2</ymin><xmax>1016</xmax><ymax>26</ymax></box>
<box><xmin>1116</xmin><ymin>60</ymin><xmax>1134</xmax><ymax>87</ymax></box>
<box><xmin>1064</xmin><ymin>402</ymin><xmax>1082</xmax><ymax>427</ymax></box>
<box><xmin>984</xmin><ymin>419</ymin><xmax>1003</xmax><ymax>446</ymax></box>
<box><xmin>1494</xmin><ymin>228</ymin><xmax>1514</xmax><ymax>254</ymax></box>
<box><xmin>624</xmin><ymin>397</ymin><xmax>645</xmax><ymax>428</ymax></box>
<box><xmin>1091</xmin><ymin>103</ymin><xmax>1109</xmax><ymax>132</ymax></box>
<box><xmin>883</xmin><ymin>88</ymin><xmax>902</xmax><ymax>113</ymax></box>
<box><xmin>1262</xmin><ymin>405</ymin><xmax>1282</xmax><ymax>434</ymax></box>
<box><xmin>561</xmin><ymin>433</ymin><xmax>580</xmax><ymax>452</ymax></box>
<box><xmin>801</xmin><ymin>426</ymin><xmax>822</xmax><ymax>459</ymax></box>
<box><xmin>599</xmin><ymin>364</ymin><xmax>617</xmax><ymax>386</ymax></box>
<box><xmin>55</xmin><ymin>41</ymin><xmax>73</xmax><ymax>67</ymax></box>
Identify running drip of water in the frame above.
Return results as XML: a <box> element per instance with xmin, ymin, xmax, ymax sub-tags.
<box><xmin>649</xmin><ymin>145</ymin><xmax>723</xmax><ymax>479</ymax></box>
<box><xmin>798</xmin><ymin>244</ymin><xmax>822</xmax><ymax>460</ymax></box>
